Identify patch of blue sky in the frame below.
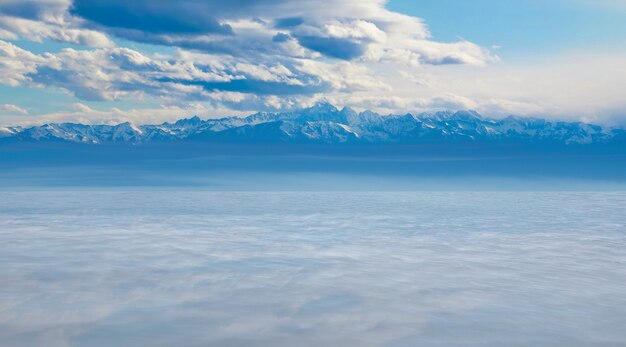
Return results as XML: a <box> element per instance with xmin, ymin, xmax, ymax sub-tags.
<box><xmin>388</xmin><ymin>0</ymin><xmax>626</xmax><ymax>60</ymax></box>
<box><xmin>0</xmin><ymin>84</ymin><xmax>75</xmax><ymax>114</ymax></box>
<box><xmin>113</xmin><ymin>38</ymin><xmax>176</xmax><ymax>56</ymax></box>
<box><xmin>0</xmin><ymin>84</ymin><xmax>162</xmax><ymax>120</ymax></box>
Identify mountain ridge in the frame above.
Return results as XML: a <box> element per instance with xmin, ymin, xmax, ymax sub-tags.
<box><xmin>1</xmin><ymin>103</ymin><xmax>624</xmax><ymax>146</ymax></box>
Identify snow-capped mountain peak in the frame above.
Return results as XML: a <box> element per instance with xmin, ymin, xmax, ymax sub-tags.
<box><xmin>1</xmin><ymin>105</ymin><xmax>623</xmax><ymax>146</ymax></box>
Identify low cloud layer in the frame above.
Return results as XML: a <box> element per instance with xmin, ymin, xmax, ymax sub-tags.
<box><xmin>1</xmin><ymin>191</ymin><xmax>625</xmax><ymax>346</ymax></box>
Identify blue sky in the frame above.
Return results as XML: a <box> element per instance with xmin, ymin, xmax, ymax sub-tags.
<box><xmin>1</xmin><ymin>0</ymin><xmax>626</xmax><ymax>126</ymax></box>
<box><xmin>389</xmin><ymin>0</ymin><xmax>626</xmax><ymax>59</ymax></box>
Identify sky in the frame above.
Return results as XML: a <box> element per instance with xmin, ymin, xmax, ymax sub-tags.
<box><xmin>1</xmin><ymin>0</ymin><xmax>626</xmax><ymax>126</ymax></box>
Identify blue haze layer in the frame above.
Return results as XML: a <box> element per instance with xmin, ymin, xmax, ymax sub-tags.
<box><xmin>1</xmin><ymin>104</ymin><xmax>625</xmax><ymax>189</ymax></box>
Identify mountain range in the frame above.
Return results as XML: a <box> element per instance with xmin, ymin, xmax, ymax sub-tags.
<box><xmin>1</xmin><ymin>103</ymin><xmax>625</xmax><ymax>146</ymax></box>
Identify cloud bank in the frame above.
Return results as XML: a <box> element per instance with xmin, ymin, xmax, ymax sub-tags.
<box><xmin>0</xmin><ymin>0</ymin><xmax>625</xmax><ymax>125</ymax></box>
<box><xmin>0</xmin><ymin>0</ymin><xmax>497</xmax><ymax>120</ymax></box>
<box><xmin>2</xmin><ymin>191</ymin><xmax>626</xmax><ymax>346</ymax></box>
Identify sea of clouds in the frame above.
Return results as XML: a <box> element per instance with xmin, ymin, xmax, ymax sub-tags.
<box><xmin>1</xmin><ymin>191</ymin><xmax>625</xmax><ymax>346</ymax></box>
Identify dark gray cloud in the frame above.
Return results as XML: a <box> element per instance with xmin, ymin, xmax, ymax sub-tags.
<box><xmin>69</xmin><ymin>0</ymin><xmax>296</xmax><ymax>37</ymax></box>
<box><xmin>3</xmin><ymin>191</ymin><xmax>625</xmax><ymax>346</ymax></box>
<box><xmin>275</xmin><ymin>17</ymin><xmax>304</xmax><ymax>29</ymax></box>
<box><xmin>0</xmin><ymin>41</ymin><xmax>331</xmax><ymax>110</ymax></box>
<box><xmin>296</xmin><ymin>36</ymin><xmax>366</xmax><ymax>60</ymax></box>
<box><xmin>70</xmin><ymin>0</ymin><xmax>234</xmax><ymax>35</ymax></box>
<box><xmin>0</xmin><ymin>0</ymin><xmax>71</xmax><ymax>21</ymax></box>
<box><xmin>0</xmin><ymin>1</ymin><xmax>49</xmax><ymax>20</ymax></box>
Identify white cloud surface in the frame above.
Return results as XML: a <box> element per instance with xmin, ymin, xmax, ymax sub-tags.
<box><xmin>1</xmin><ymin>191</ymin><xmax>626</xmax><ymax>346</ymax></box>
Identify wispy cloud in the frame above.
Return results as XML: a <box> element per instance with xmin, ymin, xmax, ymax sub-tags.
<box><xmin>0</xmin><ymin>103</ymin><xmax>28</xmax><ymax>115</ymax></box>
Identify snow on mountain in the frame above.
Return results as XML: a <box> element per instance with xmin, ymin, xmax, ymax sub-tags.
<box><xmin>0</xmin><ymin>126</ymin><xmax>17</xmax><ymax>138</ymax></box>
<box><xmin>1</xmin><ymin>103</ymin><xmax>622</xmax><ymax>145</ymax></box>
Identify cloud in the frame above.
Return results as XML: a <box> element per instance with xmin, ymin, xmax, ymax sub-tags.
<box><xmin>70</xmin><ymin>0</ymin><xmax>234</xmax><ymax>35</ymax></box>
<box><xmin>3</xmin><ymin>0</ymin><xmax>625</xmax><ymax>125</ymax></box>
<box><xmin>0</xmin><ymin>0</ymin><xmax>70</xmax><ymax>21</ymax></box>
<box><xmin>0</xmin><ymin>0</ymin><xmax>114</xmax><ymax>47</ymax></box>
<box><xmin>0</xmin><ymin>103</ymin><xmax>28</xmax><ymax>115</ymax></box>
<box><xmin>1</xmin><ymin>192</ymin><xmax>625</xmax><ymax>346</ymax></box>
<box><xmin>0</xmin><ymin>36</ymin><xmax>394</xmax><ymax>113</ymax></box>
<box><xmin>66</xmin><ymin>0</ymin><xmax>492</xmax><ymax>64</ymax></box>
<box><xmin>297</xmin><ymin>36</ymin><xmax>366</xmax><ymax>60</ymax></box>
<box><xmin>0</xmin><ymin>40</ymin><xmax>47</xmax><ymax>86</ymax></box>
<box><xmin>0</xmin><ymin>0</ymin><xmax>499</xmax><ymax>123</ymax></box>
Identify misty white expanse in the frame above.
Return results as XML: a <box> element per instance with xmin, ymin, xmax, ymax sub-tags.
<box><xmin>1</xmin><ymin>191</ymin><xmax>625</xmax><ymax>346</ymax></box>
